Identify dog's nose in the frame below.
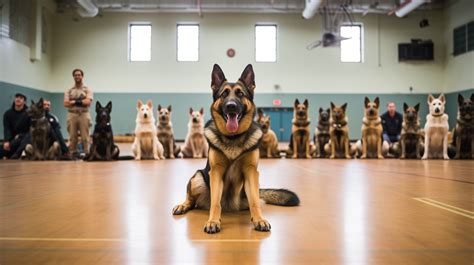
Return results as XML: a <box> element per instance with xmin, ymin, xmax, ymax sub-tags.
<box><xmin>144</xmin><ymin>113</ymin><xmax>148</xmax><ymax>118</ymax></box>
<box><xmin>225</xmin><ymin>101</ymin><xmax>238</xmax><ymax>113</ymax></box>
<box><xmin>435</xmin><ymin>108</ymin><xmax>440</xmax><ymax>113</ymax></box>
<box><xmin>298</xmin><ymin>111</ymin><xmax>305</xmax><ymax>116</ymax></box>
<box><xmin>368</xmin><ymin>109</ymin><xmax>375</xmax><ymax>115</ymax></box>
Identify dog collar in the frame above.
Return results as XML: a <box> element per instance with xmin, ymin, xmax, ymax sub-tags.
<box><xmin>431</xmin><ymin>113</ymin><xmax>444</xmax><ymax>117</ymax></box>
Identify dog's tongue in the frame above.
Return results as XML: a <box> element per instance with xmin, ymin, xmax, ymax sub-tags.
<box><xmin>226</xmin><ymin>114</ymin><xmax>239</xmax><ymax>133</ymax></box>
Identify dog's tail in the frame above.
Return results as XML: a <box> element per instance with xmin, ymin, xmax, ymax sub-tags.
<box><xmin>259</xmin><ymin>189</ymin><xmax>300</xmax><ymax>206</ymax></box>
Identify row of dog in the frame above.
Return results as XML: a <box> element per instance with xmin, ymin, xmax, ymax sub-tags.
<box><xmin>259</xmin><ymin>94</ymin><xmax>473</xmax><ymax>159</ymax></box>
<box><xmin>22</xmin><ymin>92</ymin><xmax>473</xmax><ymax>161</ymax></box>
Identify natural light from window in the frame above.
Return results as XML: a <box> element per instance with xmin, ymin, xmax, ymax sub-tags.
<box><xmin>340</xmin><ymin>25</ymin><xmax>362</xmax><ymax>63</ymax></box>
<box><xmin>177</xmin><ymin>24</ymin><xmax>199</xmax><ymax>62</ymax></box>
<box><xmin>255</xmin><ymin>25</ymin><xmax>277</xmax><ymax>62</ymax></box>
<box><xmin>129</xmin><ymin>24</ymin><xmax>151</xmax><ymax>62</ymax></box>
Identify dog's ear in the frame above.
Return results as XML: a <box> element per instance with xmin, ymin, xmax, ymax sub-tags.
<box><xmin>428</xmin><ymin>94</ymin><xmax>434</xmax><ymax>104</ymax></box>
<box><xmin>403</xmin><ymin>102</ymin><xmax>408</xmax><ymax>112</ymax></box>
<box><xmin>458</xmin><ymin>94</ymin><xmax>464</xmax><ymax>106</ymax></box>
<box><xmin>146</xmin><ymin>100</ymin><xmax>153</xmax><ymax>108</ymax></box>
<box><xmin>168</xmin><ymin>105</ymin><xmax>172</xmax><ymax>112</ymax></box>
<box><xmin>294</xmin><ymin>99</ymin><xmax>300</xmax><ymax>107</ymax></box>
<box><xmin>158</xmin><ymin>104</ymin><xmax>162</xmax><ymax>111</ymax></box>
<box><xmin>439</xmin><ymin>93</ymin><xmax>446</xmax><ymax>103</ymax></box>
<box><xmin>200</xmin><ymin>107</ymin><xmax>204</xmax><ymax>115</ymax></box>
<box><xmin>137</xmin><ymin>100</ymin><xmax>143</xmax><ymax>109</ymax></box>
<box><xmin>330</xmin><ymin>102</ymin><xmax>335</xmax><ymax>110</ymax></box>
<box><xmin>326</xmin><ymin>108</ymin><xmax>330</xmax><ymax>113</ymax></box>
<box><xmin>189</xmin><ymin>107</ymin><xmax>193</xmax><ymax>115</ymax></box>
<box><xmin>414</xmin><ymin>103</ymin><xmax>420</xmax><ymax>112</ymax></box>
<box><xmin>319</xmin><ymin>107</ymin><xmax>323</xmax><ymax>113</ymax></box>
<box><xmin>374</xmin><ymin>97</ymin><xmax>380</xmax><ymax>108</ymax></box>
<box><xmin>364</xmin><ymin>97</ymin><xmax>370</xmax><ymax>108</ymax></box>
<box><xmin>303</xmin><ymin>99</ymin><xmax>309</xmax><ymax>108</ymax></box>
<box><xmin>239</xmin><ymin>64</ymin><xmax>255</xmax><ymax>92</ymax></box>
<box><xmin>341</xmin><ymin>103</ymin><xmax>348</xmax><ymax>112</ymax></box>
<box><xmin>211</xmin><ymin>64</ymin><xmax>226</xmax><ymax>93</ymax></box>
<box><xmin>96</xmin><ymin>101</ymin><xmax>102</xmax><ymax>112</ymax></box>
<box><xmin>471</xmin><ymin>93</ymin><xmax>474</xmax><ymax>102</ymax></box>
<box><xmin>106</xmin><ymin>101</ymin><xmax>112</xmax><ymax>112</ymax></box>
<box><xmin>257</xmin><ymin>108</ymin><xmax>264</xmax><ymax>119</ymax></box>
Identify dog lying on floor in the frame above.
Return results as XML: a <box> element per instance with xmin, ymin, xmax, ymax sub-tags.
<box><xmin>157</xmin><ymin>104</ymin><xmax>181</xmax><ymax>159</ymax></box>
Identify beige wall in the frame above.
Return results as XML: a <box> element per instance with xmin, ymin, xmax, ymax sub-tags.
<box><xmin>0</xmin><ymin>0</ymin><xmax>55</xmax><ymax>91</ymax></box>
<box><xmin>49</xmin><ymin>11</ymin><xmax>446</xmax><ymax>94</ymax></box>
<box><xmin>443</xmin><ymin>0</ymin><xmax>474</xmax><ymax>93</ymax></box>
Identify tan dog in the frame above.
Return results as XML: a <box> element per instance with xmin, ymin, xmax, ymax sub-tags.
<box><xmin>181</xmin><ymin>108</ymin><xmax>208</xmax><ymax>158</ymax></box>
<box><xmin>257</xmin><ymin>109</ymin><xmax>280</xmax><ymax>158</ymax></box>
<box><xmin>131</xmin><ymin>100</ymin><xmax>164</xmax><ymax>160</ymax></box>
<box><xmin>325</xmin><ymin>102</ymin><xmax>351</xmax><ymax>159</ymax></box>
<box><xmin>396</xmin><ymin>103</ymin><xmax>423</xmax><ymax>159</ymax></box>
<box><xmin>172</xmin><ymin>64</ymin><xmax>299</xmax><ymax>234</ymax></box>
<box><xmin>359</xmin><ymin>97</ymin><xmax>383</xmax><ymax>159</ymax></box>
<box><xmin>422</xmin><ymin>94</ymin><xmax>449</xmax><ymax>160</ymax></box>
<box><xmin>287</xmin><ymin>99</ymin><xmax>311</xmax><ymax>159</ymax></box>
<box><xmin>157</xmin><ymin>105</ymin><xmax>181</xmax><ymax>159</ymax></box>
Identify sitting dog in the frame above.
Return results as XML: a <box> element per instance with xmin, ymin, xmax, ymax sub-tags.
<box><xmin>132</xmin><ymin>100</ymin><xmax>165</xmax><ymax>160</ymax></box>
<box><xmin>325</xmin><ymin>102</ymin><xmax>351</xmax><ymax>159</ymax></box>
<box><xmin>287</xmin><ymin>99</ymin><xmax>311</xmax><ymax>159</ymax></box>
<box><xmin>85</xmin><ymin>101</ymin><xmax>119</xmax><ymax>161</ymax></box>
<box><xmin>422</xmin><ymin>94</ymin><xmax>449</xmax><ymax>160</ymax></box>
<box><xmin>181</xmin><ymin>108</ymin><xmax>208</xmax><ymax>158</ymax></box>
<box><xmin>313</xmin><ymin>107</ymin><xmax>330</xmax><ymax>158</ymax></box>
<box><xmin>452</xmin><ymin>94</ymin><xmax>473</xmax><ymax>159</ymax></box>
<box><xmin>395</xmin><ymin>103</ymin><xmax>424</xmax><ymax>159</ymax></box>
<box><xmin>357</xmin><ymin>97</ymin><xmax>384</xmax><ymax>159</ymax></box>
<box><xmin>256</xmin><ymin>109</ymin><xmax>280</xmax><ymax>158</ymax></box>
<box><xmin>172</xmin><ymin>64</ymin><xmax>299</xmax><ymax>234</ymax></box>
<box><xmin>25</xmin><ymin>98</ymin><xmax>60</xmax><ymax>160</ymax></box>
<box><xmin>157</xmin><ymin>105</ymin><xmax>181</xmax><ymax>159</ymax></box>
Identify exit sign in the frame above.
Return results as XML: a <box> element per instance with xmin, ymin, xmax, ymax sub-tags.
<box><xmin>273</xmin><ymin>99</ymin><xmax>282</xmax><ymax>106</ymax></box>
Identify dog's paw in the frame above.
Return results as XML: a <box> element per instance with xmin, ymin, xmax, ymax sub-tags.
<box><xmin>345</xmin><ymin>155</ymin><xmax>352</xmax><ymax>159</ymax></box>
<box><xmin>400</xmin><ymin>155</ymin><xmax>406</xmax><ymax>159</ymax></box>
<box><xmin>360</xmin><ymin>155</ymin><xmax>367</xmax><ymax>159</ymax></box>
<box><xmin>169</xmin><ymin>155</ymin><xmax>175</xmax><ymax>159</ymax></box>
<box><xmin>203</xmin><ymin>220</ymin><xmax>221</xmax><ymax>234</ymax></box>
<box><xmin>172</xmin><ymin>204</ymin><xmax>190</xmax><ymax>215</ymax></box>
<box><xmin>291</xmin><ymin>155</ymin><xmax>298</xmax><ymax>159</ymax></box>
<box><xmin>252</xmin><ymin>218</ymin><xmax>271</xmax><ymax>232</ymax></box>
<box><xmin>329</xmin><ymin>155</ymin><xmax>335</xmax><ymax>159</ymax></box>
<box><xmin>443</xmin><ymin>155</ymin><xmax>450</xmax><ymax>160</ymax></box>
<box><xmin>306</xmin><ymin>155</ymin><xmax>312</xmax><ymax>159</ymax></box>
<box><xmin>378</xmin><ymin>155</ymin><xmax>384</xmax><ymax>159</ymax></box>
<box><xmin>135</xmin><ymin>157</ymin><xmax>141</xmax><ymax>161</ymax></box>
<box><xmin>421</xmin><ymin>156</ymin><xmax>428</xmax><ymax>160</ymax></box>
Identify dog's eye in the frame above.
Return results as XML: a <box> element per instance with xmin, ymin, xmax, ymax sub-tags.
<box><xmin>221</xmin><ymin>90</ymin><xmax>229</xmax><ymax>98</ymax></box>
<box><xmin>236</xmin><ymin>90</ymin><xmax>244</xmax><ymax>97</ymax></box>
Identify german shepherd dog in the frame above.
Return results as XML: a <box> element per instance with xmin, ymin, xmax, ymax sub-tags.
<box><xmin>25</xmin><ymin>98</ymin><xmax>60</xmax><ymax>160</ymax></box>
<box><xmin>395</xmin><ymin>103</ymin><xmax>423</xmax><ymax>159</ymax></box>
<box><xmin>313</xmin><ymin>107</ymin><xmax>330</xmax><ymax>158</ymax></box>
<box><xmin>85</xmin><ymin>101</ymin><xmax>120</xmax><ymax>161</ymax></box>
<box><xmin>182</xmin><ymin>108</ymin><xmax>208</xmax><ymax>158</ymax></box>
<box><xmin>256</xmin><ymin>109</ymin><xmax>280</xmax><ymax>158</ymax></box>
<box><xmin>172</xmin><ymin>64</ymin><xmax>299</xmax><ymax>234</ymax></box>
<box><xmin>157</xmin><ymin>105</ymin><xmax>181</xmax><ymax>159</ymax></box>
<box><xmin>422</xmin><ymin>94</ymin><xmax>449</xmax><ymax>160</ymax></box>
<box><xmin>287</xmin><ymin>99</ymin><xmax>311</xmax><ymax>159</ymax></box>
<box><xmin>325</xmin><ymin>102</ymin><xmax>351</xmax><ymax>159</ymax></box>
<box><xmin>452</xmin><ymin>94</ymin><xmax>473</xmax><ymax>159</ymax></box>
<box><xmin>359</xmin><ymin>97</ymin><xmax>383</xmax><ymax>159</ymax></box>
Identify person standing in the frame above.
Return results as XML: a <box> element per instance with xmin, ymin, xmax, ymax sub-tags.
<box><xmin>64</xmin><ymin>69</ymin><xmax>93</xmax><ymax>157</ymax></box>
<box><xmin>381</xmin><ymin>101</ymin><xmax>403</xmax><ymax>144</ymax></box>
<box><xmin>0</xmin><ymin>93</ymin><xmax>29</xmax><ymax>159</ymax></box>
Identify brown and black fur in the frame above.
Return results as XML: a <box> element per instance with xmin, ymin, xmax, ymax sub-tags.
<box><xmin>25</xmin><ymin>98</ymin><xmax>60</xmax><ymax>160</ymax></box>
<box><xmin>287</xmin><ymin>99</ymin><xmax>311</xmax><ymax>159</ymax></box>
<box><xmin>395</xmin><ymin>103</ymin><xmax>424</xmax><ymax>159</ymax></box>
<box><xmin>313</xmin><ymin>107</ymin><xmax>330</xmax><ymax>158</ymax></box>
<box><xmin>325</xmin><ymin>102</ymin><xmax>351</xmax><ymax>159</ymax></box>
<box><xmin>85</xmin><ymin>101</ymin><xmax>120</xmax><ymax>161</ymax></box>
<box><xmin>256</xmin><ymin>109</ymin><xmax>280</xmax><ymax>158</ymax></box>
<box><xmin>359</xmin><ymin>97</ymin><xmax>383</xmax><ymax>159</ymax></box>
<box><xmin>157</xmin><ymin>104</ymin><xmax>181</xmax><ymax>159</ymax></box>
<box><xmin>172</xmin><ymin>64</ymin><xmax>299</xmax><ymax>234</ymax></box>
<box><xmin>451</xmin><ymin>94</ymin><xmax>474</xmax><ymax>159</ymax></box>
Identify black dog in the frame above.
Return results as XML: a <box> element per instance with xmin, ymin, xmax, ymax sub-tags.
<box><xmin>85</xmin><ymin>101</ymin><xmax>119</xmax><ymax>161</ymax></box>
<box><xmin>313</xmin><ymin>107</ymin><xmax>330</xmax><ymax>158</ymax></box>
<box><xmin>451</xmin><ymin>94</ymin><xmax>473</xmax><ymax>159</ymax></box>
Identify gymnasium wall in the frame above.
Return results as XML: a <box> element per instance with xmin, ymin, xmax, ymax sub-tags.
<box><xmin>443</xmin><ymin>0</ymin><xmax>474</xmax><ymax>93</ymax></box>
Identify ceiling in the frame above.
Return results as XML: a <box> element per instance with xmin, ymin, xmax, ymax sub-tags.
<box><xmin>56</xmin><ymin>0</ymin><xmax>447</xmax><ymax>14</ymax></box>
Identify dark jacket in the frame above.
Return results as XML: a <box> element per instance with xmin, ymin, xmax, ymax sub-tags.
<box><xmin>3</xmin><ymin>103</ymin><xmax>28</xmax><ymax>141</ymax></box>
<box><xmin>381</xmin><ymin>111</ymin><xmax>403</xmax><ymax>137</ymax></box>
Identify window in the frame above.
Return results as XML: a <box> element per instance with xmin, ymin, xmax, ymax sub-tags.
<box><xmin>340</xmin><ymin>24</ymin><xmax>363</xmax><ymax>63</ymax></box>
<box><xmin>177</xmin><ymin>24</ymin><xmax>199</xmax><ymax>62</ymax></box>
<box><xmin>129</xmin><ymin>23</ymin><xmax>151</xmax><ymax>62</ymax></box>
<box><xmin>453</xmin><ymin>21</ymin><xmax>474</xmax><ymax>56</ymax></box>
<box><xmin>255</xmin><ymin>24</ymin><xmax>277</xmax><ymax>62</ymax></box>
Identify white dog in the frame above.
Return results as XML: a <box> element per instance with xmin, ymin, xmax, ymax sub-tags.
<box><xmin>132</xmin><ymin>100</ymin><xmax>164</xmax><ymax>160</ymax></box>
<box><xmin>422</xmin><ymin>94</ymin><xmax>449</xmax><ymax>160</ymax></box>
<box><xmin>181</xmin><ymin>108</ymin><xmax>208</xmax><ymax>158</ymax></box>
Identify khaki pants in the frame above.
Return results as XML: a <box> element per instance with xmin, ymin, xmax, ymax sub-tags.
<box><xmin>67</xmin><ymin>111</ymin><xmax>92</xmax><ymax>154</ymax></box>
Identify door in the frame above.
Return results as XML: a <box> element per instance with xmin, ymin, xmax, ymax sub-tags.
<box><xmin>259</xmin><ymin>107</ymin><xmax>293</xmax><ymax>142</ymax></box>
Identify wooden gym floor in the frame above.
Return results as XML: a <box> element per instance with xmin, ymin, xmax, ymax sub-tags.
<box><xmin>0</xmin><ymin>148</ymin><xmax>472</xmax><ymax>264</ymax></box>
